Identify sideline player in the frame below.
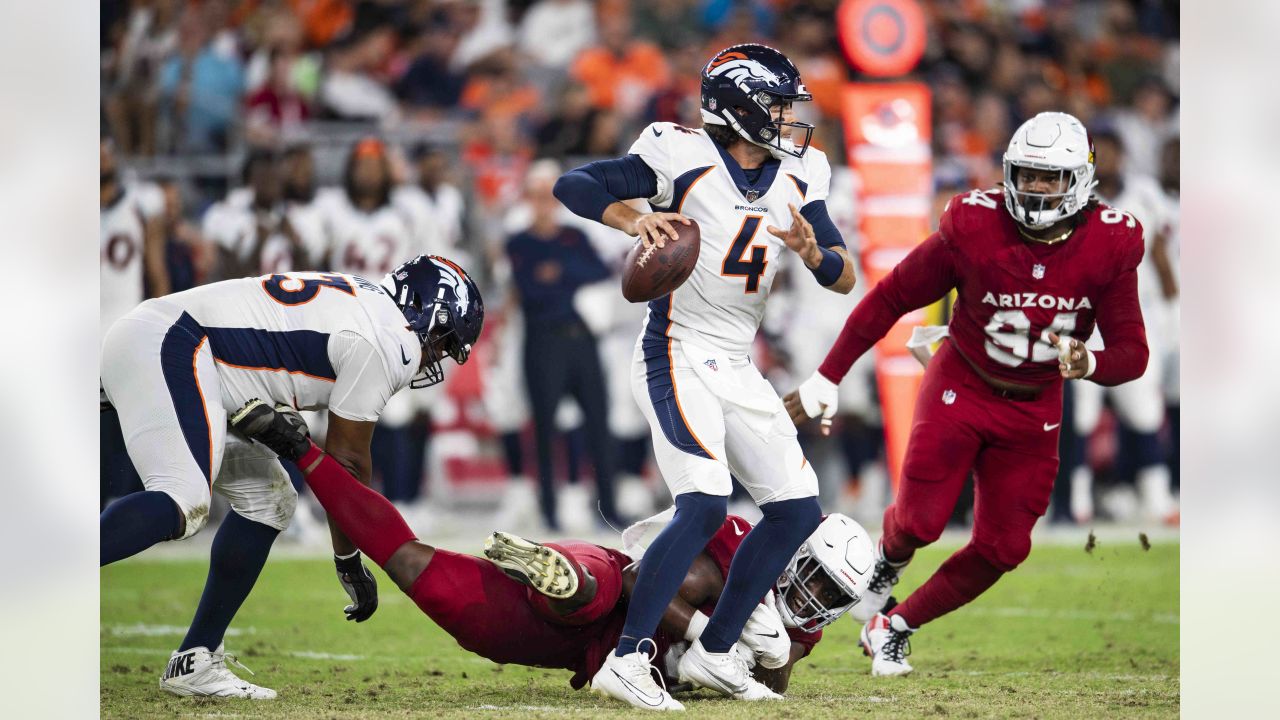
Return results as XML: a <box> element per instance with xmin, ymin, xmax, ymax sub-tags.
<box><xmin>230</xmin><ymin>400</ymin><xmax>875</xmax><ymax>703</ymax></box>
<box><xmin>99</xmin><ymin>255</ymin><xmax>483</xmax><ymax>697</ymax></box>
<box><xmin>553</xmin><ymin>43</ymin><xmax>856</xmax><ymax>708</ymax></box>
<box><xmin>788</xmin><ymin>112</ymin><xmax>1149</xmax><ymax>676</ymax></box>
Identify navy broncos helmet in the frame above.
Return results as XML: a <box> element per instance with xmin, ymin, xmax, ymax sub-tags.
<box><xmin>701</xmin><ymin>43</ymin><xmax>814</xmax><ymax>158</ymax></box>
<box><xmin>381</xmin><ymin>255</ymin><xmax>484</xmax><ymax>388</ymax></box>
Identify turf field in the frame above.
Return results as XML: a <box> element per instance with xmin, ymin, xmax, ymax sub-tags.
<box><xmin>101</xmin><ymin>537</ymin><xmax>1179</xmax><ymax>718</ymax></box>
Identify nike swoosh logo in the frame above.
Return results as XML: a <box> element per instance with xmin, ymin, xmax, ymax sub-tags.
<box><xmin>400</xmin><ymin>346</ymin><xmax>412</xmax><ymax>365</ymax></box>
<box><xmin>611</xmin><ymin>670</ymin><xmax>664</xmax><ymax>706</ymax></box>
<box><xmin>731</xmin><ymin>521</ymin><xmax>744</xmax><ymax>536</ymax></box>
<box><xmin>652</xmin><ymin>127</ymin><xmax>664</xmax><ymax>137</ymax></box>
<box><xmin>756</xmin><ymin>630</ymin><xmax>780</xmax><ymax>639</ymax></box>
<box><xmin>1044</xmin><ymin>422</ymin><xmax>1060</xmax><ymax>431</ymax></box>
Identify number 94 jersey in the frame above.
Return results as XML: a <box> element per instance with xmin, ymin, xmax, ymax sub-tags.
<box><xmin>629</xmin><ymin>122</ymin><xmax>833</xmax><ymax>356</ymax></box>
<box><xmin>938</xmin><ymin>188</ymin><xmax>1147</xmax><ymax>386</ymax></box>
<box><xmin>155</xmin><ymin>272</ymin><xmax>420</xmax><ymax>421</ymax></box>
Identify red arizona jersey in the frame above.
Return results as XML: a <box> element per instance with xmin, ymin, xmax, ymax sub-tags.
<box><xmin>820</xmin><ymin>188</ymin><xmax>1149</xmax><ymax>388</ymax></box>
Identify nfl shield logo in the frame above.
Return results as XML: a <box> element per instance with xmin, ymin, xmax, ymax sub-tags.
<box><xmin>704</xmin><ymin>359</ymin><xmax>718</xmax><ymax>372</ymax></box>
<box><xmin>942</xmin><ymin>389</ymin><xmax>956</xmax><ymax>405</ymax></box>
<box><xmin>1032</xmin><ymin>264</ymin><xmax>1045</xmax><ymax>280</ymax></box>
<box><xmin>745</xmin><ymin>190</ymin><xmax>759</xmax><ymax>203</ymax></box>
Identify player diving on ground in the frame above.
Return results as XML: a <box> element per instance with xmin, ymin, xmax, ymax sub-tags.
<box><xmin>229</xmin><ymin>400</ymin><xmax>875</xmax><ymax>704</ymax></box>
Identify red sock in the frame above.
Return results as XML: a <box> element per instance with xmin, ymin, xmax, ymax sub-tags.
<box><xmin>298</xmin><ymin>443</ymin><xmax>416</xmax><ymax>567</ymax></box>
<box><xmin>890</xmin><ymin>543</ymin><xmax>1004</xmax><ymax>628</ymax></box>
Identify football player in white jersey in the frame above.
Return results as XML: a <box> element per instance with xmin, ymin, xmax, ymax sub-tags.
<box><xmin>393</xmin><ymin>144</ymin><xmax>467</xmax><ymax>259</ymax></box>
<box><xmin>1067</xmin><ymin>129</ymin><xmax>1177</xmax><ymax>523</ymax></box>
<box><xmin>320</xmin><ymin>137</ymin><xmax>414</xmax><ymax>279</ymax></box>
<box><xmin>555</xmin><ymin>44</ymin><xmax>855</xmax><ymax>709</ymax></box>
<box><xmin>100</xmin><ymin>255</ymin><xmax>484</xmax><ymax>698</ymax></box>
<box><xmin>101</xmin><ymin>138</ymin><xmax>170</xmax><ymax>339</ymax></box>
<box><xmin>203</xmin><ymin>150</ymin><xmax>326</xmax><ymax>279</ymax></box>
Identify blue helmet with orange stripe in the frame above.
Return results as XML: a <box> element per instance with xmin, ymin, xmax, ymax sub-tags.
<box><xmin>382</xmin><ymin>255</ymin><xmax>484</xmax><ymax>388</ymax></box>
<box><xmin>701</xmin><ymin>43</ymin><xmax>814</xmax><ymax>159</ymax></box>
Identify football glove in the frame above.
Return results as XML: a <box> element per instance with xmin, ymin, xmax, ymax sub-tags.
<box><xmin>740</xmin><ymin>591</ymin><xmax>791</xmax><ymax>669</ymax></box>
<box><xmin>230</xmin><ymin>399</ymin><xmax>311</xmax><ymax>462</ymax></box>
<box><xmin>334</xmin><ymin>551</ymin><xmax>379</xmax><ymax>622</ymax></box>
<box><xmin>797</xmin><ymin>372</ymin><xmax>838</xmax><ymax>425</ymax></box>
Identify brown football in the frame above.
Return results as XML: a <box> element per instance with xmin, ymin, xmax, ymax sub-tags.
<box><xmin>621</xmin><ymin>219</ymin><xmax>701</xmax><ymax>303</ymax></box>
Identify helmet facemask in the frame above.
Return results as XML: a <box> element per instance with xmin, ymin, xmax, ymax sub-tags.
<box><xmin>400</xmin><ymin>294</ymin><xmax>473</xmax><ymax>390</ymax></box>
<box><xmin>1003</xmin><ymin>163</ymin><xmax>1090</xmax><ymax>230</ymax></box>
<box><xmin>774</xmin><ymin>547</ymin><xmax>857</xmax><ymax>633</ymax></box>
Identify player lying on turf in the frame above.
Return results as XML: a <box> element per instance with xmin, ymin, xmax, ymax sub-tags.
<box><xmin>787</xmin><ymin>112</ymin><xmax>1150</xmax><ymax>677</ymax></box>
<box><xmin>230</xmin><ymin>400</ymin><xmax>875</xmax><ymax>707</ymax></box>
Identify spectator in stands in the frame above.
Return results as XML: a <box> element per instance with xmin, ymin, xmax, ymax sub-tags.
<box><xmin>536</xmin><ymin>83</ymin><xmax>610</xmax><ymax>157</ymax></box>
<box><xmin>632</xmin><ymin>0</ymin><xmax>702</xmax><ymax>52</ymax></box>
<box><xmin>397</xmin><ymin>21</ymin><xmax>467</xmax><ymax>114</ymax></box>
<box><xmin>319</xmin><ymin>24</ymin><xmax>401</xmax><ymax>121</ymax></box>
<box><xmin>102</xmin><ymin>0</ymin><xmax>179</xmax><ymax>156</ymax></box>
<box><xmin>245</xmin><ymin>48</ymin><xmax>312</xmax><ymax>145</ymax></box>
<box><xmin>157</xmin><ymin>4</ymin><xmax>245</xmax><ymax>153</ymax></box>
<box><xmin>570</xmin><ymin>13</ymin><xmax>670</xmax><ymax>120</ymax></box>
<box><xmin>505</xmin><ymin>161</ymin><xmax>621</xmax><ymax>531</ymax></box>
<box><xmin>518</xmin><ymin>0</ymin><xmax>596</xmax><ymax>70</ymax></box>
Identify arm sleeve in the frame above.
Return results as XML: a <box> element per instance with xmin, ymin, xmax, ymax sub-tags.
<box><xmin>818</xmin><ymin>233</ymin><xmax>960</xmax><ymax>383</ymax></box>
<box><xmin>800</xmin><ymin>201</ymin><xmax>845</xmax><ymax>249</ymax></box>
<box><xmin>553</xmin><ymin>154</ymin><xmax>660</xmax><ymax>223</ymax></box>
<box><xmin>1088</xmin><ymin>235</ymin><xmax>1149</xmax><ymax>386</ymax></box>
<box><xmin>327</xmin><ymin>332</ymin><xmax>395</xmax><ymax>422</ymax></box>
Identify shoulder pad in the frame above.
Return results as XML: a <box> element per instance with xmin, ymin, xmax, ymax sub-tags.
<box><xmin>939</xmin><ymin>188</ymin><xmax>1003</xmax><ymax>242</ymax></box>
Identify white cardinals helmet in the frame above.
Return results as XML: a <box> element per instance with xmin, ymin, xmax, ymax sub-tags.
<box><xmin>774</xmin><ymin>514</ymin><xmax>876</xmax><ymax>633</ymax></box>
<box><xmin>1002</xmin><ymin>111</ymin><xmax>1097</xmax><ymax>230</ymax></box>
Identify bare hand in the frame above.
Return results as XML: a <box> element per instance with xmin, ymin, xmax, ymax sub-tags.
<box><xmin>783</xmin><ymin>390</ymin><xmax>809</xmax><ymax>428</ymax></box>
<box><xmin>1048</xmin><ymin>332</ymin><xmax>1089</xmax><ymax>379</ymax></box>
<box><xmin>631</xmin><ymin>212</ymin><xmax>691</xmax><ymax>250</ymax></box>
<box><xmin>767</xmin><ymin>203</ymin><xmax>820</xmax><ymax>267</ymax></box>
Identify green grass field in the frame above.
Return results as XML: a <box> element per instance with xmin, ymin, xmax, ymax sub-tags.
<box><xmin>101</xmin><ymin>538</ymin><xmax>1178</xmax><ymax>718</ymax></box>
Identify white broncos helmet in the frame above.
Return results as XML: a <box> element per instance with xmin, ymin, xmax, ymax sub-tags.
<box><xmin>775</xmin><ymin>514</ymin><xmax>876</xmax><ymax>633</ymax></box>
<box><xmin>1002</xmin><ymin>111</ymin><xmax>1098</xmax><ymax>230</ymax></box>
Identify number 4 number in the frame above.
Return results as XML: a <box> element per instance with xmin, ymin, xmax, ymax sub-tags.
<box><xmin>721</xmin><ymin>215</ymin><xmax>768</xmax><ymax>293</ymax></box>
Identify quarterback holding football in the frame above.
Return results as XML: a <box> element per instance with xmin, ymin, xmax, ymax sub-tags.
<box><xmin>554</xmin><ymin>43</ymin><xmax>856</xmax><ymax>708</ymax></box>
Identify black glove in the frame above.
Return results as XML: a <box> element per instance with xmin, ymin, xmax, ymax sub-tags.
<box><xmin>334</xmin><ymin>551</ymin><xmax>379</xmax><ymax>622</ymax></box>
<box><xmin>230</xmin><ymin>399</ymin><xmax>311</xmax><ymax>462</ymax></box>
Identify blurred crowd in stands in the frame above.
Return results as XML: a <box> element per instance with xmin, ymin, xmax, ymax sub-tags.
<box><xmin>101</xmin><ymin>0</ymin><xmax>1180</xmax><ymax>536</ymax></box>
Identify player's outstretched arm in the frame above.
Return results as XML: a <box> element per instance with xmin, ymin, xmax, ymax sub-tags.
<box><xmin>322</xmin><ymin>414</ymin><xmax>382</xmax><ymax>622</ymax></box>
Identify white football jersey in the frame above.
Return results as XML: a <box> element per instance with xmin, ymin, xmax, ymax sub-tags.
<box><xmin>1097</xmin><ymin>174</ymin><xmax>1172</xmax><ymax>335</ymax></box>
<box><xmin>629</xmin><ymin>122</ymin><xmax>832</xmax><ymax>356</ymax></box>
<box><xmin>101</xmin><ymin>189</ymin><xmax>149</xmax><ymax>338</ymax></box>
<box><xmin>392</xmin><ymin>182</ymin><xmax>466</xmax><ymax>257</ymax></box>
<box><xmin>319</xmin><ymin>188</ymin><xmax>414</xmax><ymax>278</ymax></box>
<box><xmin>159</xmin><ymin>272</ymin><xmax>420</xmax><ymax>422</ymax></box>
<box><xmin>202</xmin><ymin>191</ymin><xmax>328</xmax><ymax>274</ymax></box>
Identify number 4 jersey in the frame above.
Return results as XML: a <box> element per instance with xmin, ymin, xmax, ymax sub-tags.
<box><xmin>143</xmin><ymin>272</ymin><xmax>420</xmax><ymax>421</ymax></box>
<box><xmin>819</xmin><ymin>188</ymin><xmax>1149</xmax><ymax>388</ymax></box>
<box><xmin>629</xmin><ymin>122</ymin><xmax>837</xmax><ymax>356</ymax></box>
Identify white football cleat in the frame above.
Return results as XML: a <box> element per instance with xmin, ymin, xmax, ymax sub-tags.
<box><xmin>677</xmin><ymin>639</ymin><xmax>781</xmax><ymax>701</ymax></box>
<box><xmin>483</xmin><ymin>530</ymin><xmax>579</xmax><ymax>599</ymax></box>
<box><xmin>159</xmin><ymin>645</ymin><xmax>276</xmax><ymax>699</ymax></box>
<box><xmin>849</xmin><ymin>540</ymin><xmax>910</xmax><ymax>623</ymax></box>
<box><xmin>591</xmin><ymin>642</ymin><xmax>685</xmax><ymax>711</ymax></box>
<box><xmin>860</xmin><ymin>613</ymin><xmax>915</xmax><ymax>677</ymax></box>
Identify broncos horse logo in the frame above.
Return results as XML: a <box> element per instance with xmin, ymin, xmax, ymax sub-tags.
<box><xmin>706</xmin><ymin>51</ymin><xmax>782</xmax><ymax>88</ymax></box>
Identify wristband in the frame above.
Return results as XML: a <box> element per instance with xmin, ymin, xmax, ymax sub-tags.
<box><xmin>684</xmin><ymin>611</ymin><xmax>709</xmax><ymax>641</ymax></box>
<box><xmin>335</xmin><ymin>550</ymin><xmax>361</xmax><ymax>561</ymax></box>
<box><xmin>1083</xmin><ymin>349</ymin><xmax>1097</xmax><ymax>379</ymax></box>
<box><xmin>809</xmin><ymin>246</ymin><xmax>843</xmax><ymax>286</ymax></box>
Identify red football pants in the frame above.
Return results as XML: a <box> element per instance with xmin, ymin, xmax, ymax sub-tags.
<box><xmin>409</xmin><ymin>541</ymin><xmax>626</xmax><ymax>668</ymax></box>
<box><xmin>883</xmin><ymin>341</ymin><xmax>1063</xmax><ymax>628</ymax></box>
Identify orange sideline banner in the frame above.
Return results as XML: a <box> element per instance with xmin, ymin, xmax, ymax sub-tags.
<box><xmin>841</xmin><ymin>82</ymin><xmax>933</xmax><ymax>493</ymax></box>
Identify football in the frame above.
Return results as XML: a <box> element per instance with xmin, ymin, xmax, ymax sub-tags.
<box><xmin>621</xmin><ymin>219</ymin><xmax>701</xmax><ymax>303</ymax></box>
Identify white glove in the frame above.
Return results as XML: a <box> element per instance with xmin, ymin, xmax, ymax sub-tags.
<box><xmin>739</xmin><ymin>592</ymin><xmax>791</xmax><ymax>669</ymax></box>
<box><xmin>797</xmin><ymin>371</ymin><xmax>838</xmax><ymax>430</ymax></box>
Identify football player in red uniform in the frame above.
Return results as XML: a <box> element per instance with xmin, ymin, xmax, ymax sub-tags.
<box><xmin>785</xmin><ymin>112</ymin><xmax>1149</xmax><ymax>676</ymax></box>
<box><xmin>230</xmin><ymin>399</ymin><xmax>875</xmax><ymax>704</ymax></box>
